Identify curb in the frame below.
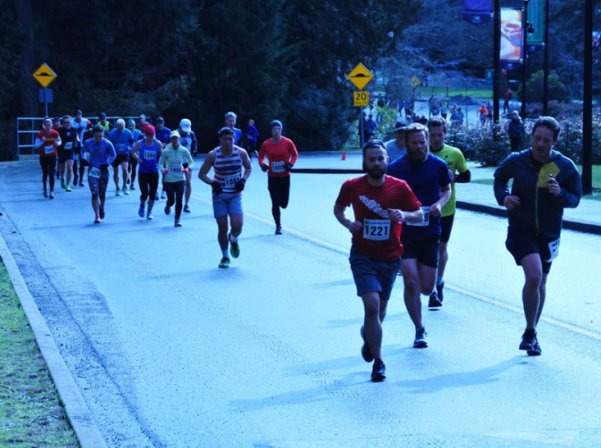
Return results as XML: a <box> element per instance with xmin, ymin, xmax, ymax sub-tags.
<box><xmin>0</xmin><ymin>236</ymin><xmax>107</xmax><ymax>448</ymax></box>
<box><xmin>457</xmin><ymin>201</ymin><xmax>601</xmax><ymax>235</ymax></box>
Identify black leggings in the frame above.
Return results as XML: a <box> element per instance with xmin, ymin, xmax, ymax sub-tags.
<box><xmin>129</xmin><ymin>158</ymin><xmax>138</xmax><ymax>185</ymax></box>
<box><xmin>39</xmin><ymin>156</ymin><xmax>56</xmax><ymax>192</ymax></box>
<box><xmin>138</xmin><ymin>172</ymin><xmax>159</xmax><ymax>202</ymax></box>
<box><xmin>268</xmin><ymin>176</ymin><xmax>291</xmax><ymax>226</ymax></box>
<box><xmin>165</xmin><ymin>181</ymin><xmax>185</xmax><ymax>219</ymax></box>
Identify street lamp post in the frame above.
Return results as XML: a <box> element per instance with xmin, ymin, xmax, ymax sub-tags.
<box><xmin>542</xmin><ymin>0</ymin><xmax>550</xmax><ymax>115</ymax></box>
<box><xmin>521</xmin><ymin>0</ymin><xmax>529</xmax><ymax>118</ymax></box>
<box><xmin>582</xmin><ymin>0</ymin><xmax>593</xmax><ymax>195</ymax></box>
<box><xmin>493</xmin><ymin>0</ymin><xmax>501</xmax><ymax>125</ymax></box>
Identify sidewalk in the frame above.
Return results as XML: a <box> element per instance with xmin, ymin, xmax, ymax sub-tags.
<box><xmin>293</xmin><ymin>153</ymin><xmax>601</xmax><ymax>235</ymax></box>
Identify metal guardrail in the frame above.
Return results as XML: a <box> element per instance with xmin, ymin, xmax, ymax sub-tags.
<box><xmin>16</xmin><ymin>116</ymin><xmax>139</xmax><ymax>160</ymax></box>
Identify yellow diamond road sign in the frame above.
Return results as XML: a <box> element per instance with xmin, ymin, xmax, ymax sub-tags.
<box><xmin>347</xmin><ymin>63</ymin><xmax>374</xmax><ymax>90</ymax></box>
<box><xmin>33</xmin><ymin>63</ymin><xmax>57</xmax><ymax>88</ymax></box>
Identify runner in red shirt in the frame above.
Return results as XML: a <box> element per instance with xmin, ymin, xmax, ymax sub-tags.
<box><xmin>258</xmin><ymin>120</ymin><xmax>298</xmax><ymax>234</ymax></box>
<box><xmin>334</xmin><ymin>139</ymin><xmax>423</xmax><ymax>382</ymax></box>
<box><xmin>35</xmin><ymin>118</ymin><xmax>62</xmax><ymax>199</ymax></box>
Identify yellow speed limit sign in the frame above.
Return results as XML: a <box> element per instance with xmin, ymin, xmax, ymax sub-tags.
<box><xmin>353</xmin><ymin>91</ymin><xmax>369</xmax><ymax>107</ymax></box>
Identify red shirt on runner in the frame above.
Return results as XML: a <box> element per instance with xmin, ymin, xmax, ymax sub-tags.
<box><xmin>36</xmin><ymin>128</ymin><xmax>60</xmax><ymax>158</ymax></box>
<box><xmin>336</xmin><ymin>175</ymin><xmax>421</xmax><ymax>261</ymax></box>
<box><xmin>258</xmin><ymin>137</ymin><xmax>298</xmax><ymax>178</ymax></box>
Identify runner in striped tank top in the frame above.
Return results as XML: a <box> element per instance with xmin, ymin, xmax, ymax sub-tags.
<box><xmin>199</xmin><ymin>127</ymin><xmax>252</xmax><ymax>268</ymax></box>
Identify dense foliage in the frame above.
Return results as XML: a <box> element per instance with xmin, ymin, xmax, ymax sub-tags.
<box><xmin>3</xmin><ymin>0</ymin><xmax>421</xmax><ymax>158</ymax></box>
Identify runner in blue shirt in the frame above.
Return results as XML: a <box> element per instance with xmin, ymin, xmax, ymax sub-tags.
<box><xmin>108</xmin><ymin>119</ymin><xmax>134</xmax><ymax>196</ymax></box>
<box><xmin>387</xmin><ymin>123</ymin><xmax>451</xmax><ymax>349</ymax></box>
<box><xmin>82</xmin><ymin>125</ymin><xmax>116</xmax><ymax>224</ymax></box>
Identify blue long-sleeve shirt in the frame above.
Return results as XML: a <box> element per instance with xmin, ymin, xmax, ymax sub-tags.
<box><xmin>82</xmin><ymin>138</ymin><xmax>116</xmax><ymax>168</ymax></box>
<box><xmin>108</xmin><ymin>128</ymin><xmax>134</xmax><ymax>154</ymax></box>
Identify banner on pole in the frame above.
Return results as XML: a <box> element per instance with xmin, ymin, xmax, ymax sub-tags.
<box><xmin>500</xmin><ymin>8</ymin><xmax>523</xmax><ymax>61</ymax></box>
<box><xmin>463</xmin><ymin>0</ymin><xmax>492</xmax><ymax>25</ymax></box>
<box><xmin>528</xmin><ymin>0</ymin><xmax>545</xmax><ymax>45</ymax></box>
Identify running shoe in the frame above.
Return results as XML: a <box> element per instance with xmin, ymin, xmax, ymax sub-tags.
<box><xmin>519</xmin><ymin>330</ymin><xmax>539</xmax><ymax>355</ymax></box>
<box><xmin>218</xmin><ymin>257</ymin><xmax>230</xmax><ymax>269</ymax></box>
<box><xmin>61</xmin><ymin>179</ymin><xmax>66</xmax><ymax>189</ymax></box>
<box><xmin>174</xmin><ymin>219</ymin><xmax>182</xmax><ymax>227</ymax></box>
<box><xmin>123</xmin><ymin>186</ymin><xmax>129</xmax><ymax>195</ymax></box>
<box><xmin>437</xmin><ymin>281</ymin><xmax>445</xmax><ymax>303</ymax></box>
<box><xmin>94</xmin><ymin>217</ymin><xmax>101</xmax><ymax>224</ymax></box>
<box><xmin>146</xmin><ymin>213</ymin><xmax>153</xmax><ymax>220</ymax></box>
<box><xmin>428</xmin><ymin>291</ymin><xmax>443</xmax><ymax>308</ymax></box>
<box><xmin>160</xmin><ymin>191</ymin><xmax>166</xmax><ymax>200</ymax></box>
<box><xmin>164</xmin><ymin>204</ymin><xmax>171</xmax><ymax>215</ymax></box>
<box><xmin>115</xmin><ymin>187</ymin><xmax>121</xmax><ymax>196</ymax></box>
<box><xmin>528</xmin><ymin>339</ymin><xmax>542</xmax><ymax>356</ymax></box>
<box><xmin>154</xmin><ymin>192</ymin><xmax>159</xmax><ymax>201</ymax></box>
<box><xmin>413</xmin><ymin>327</ymin><xmax>428</xmax><ymax>349</ymax></box>
<box><xmin>66</xmin><ymin>185</ymin><xmax>72</xmax><ymax>192</ymax></box>
<box><xmin>183</xmin><ymin>205</ymin><xmax>190</xmax><ymax>213</ymax></box>
<box><xmin>360</xmin><ymin>326</ymin><xmax>374</xmax><ymax>363</ymax></box>
<box><xmin>229</xmin><ymin>233</ymin><xmax>240</xmax><ymax>258</ymax></box>
<box><xmin>371</xmin><ymin>359</ymin><xmax>386</xmax><ymax>382</ymax></box>
<box><xmin>130</xmin><ymin>184</ymin><xmax>135</xmax><ymax>191</ymax></box>
<box><xmin>43</xmin><ymin>191</ymin><xmax>48</xmax><ymax>198</ymax></box>
<box><xmin>79</xmin><ymin>182</ymin><xmax>84</xmax><ymax>187</ymax></box>
<box><xmin>49</xmin><ymin>192</ymin><xmax>54</xmax><ymax>200</ymax></box>
<box><xmin>138</xmin><ymin>205</ymin><xmax>145</xmax><ymax>218</ymax></box>
<box><xmin>275</xmin><ymin>225</ymin><xmax>282</xmax><ymax>235</ymax></box>
<box><xmin>99</xmin><ymin>207</ymin><xmax>105</xmax><ymax>219</ymax></box>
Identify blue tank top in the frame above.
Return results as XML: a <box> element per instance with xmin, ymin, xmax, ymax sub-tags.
<box><xmin>213</xmin><ymin>147</ymin><xmax>243</xmax><ymax>194</ymax></box>
<box><xmin>138</xmin><ymin>140</ymin><xmax>160</xmax><ymax>174</ymax></box>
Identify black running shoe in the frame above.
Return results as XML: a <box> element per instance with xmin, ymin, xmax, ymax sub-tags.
<box><xmin>99</xmin><ymin>207</ymin><xmax>105</xmax><ymax>220</ymax></box>
<box><xmin>371</xmin><ymin>359</ymin><xmax>386</xmax><ymax>382</ymax></box>
<box><xmin>275</xmin><ymin>225</ymin><xmax>282</xmax><ymax>235</ymax></box>
<box><xmin>437</xmin><ymin>281</ymin><xmax>444</xmax><ymax>303</ymax></box>
<box><xmin>413</xmin><ymin>327</ymin><xmax>428</xmax><ymax>349</ymax></box>
<box><xmin>528</xmin><ymin>339</ymin><xmax>542</xmax><ymax>356</ymax></box>
<box><xmin>519</xmin><ymin>330</ymin><xmax>536</xmax><ymax>352</ymax></box>
<box><xmin>360</xmin><ymin>326</ymin><xmax>374</xmax><ymax>363</ymax></box>
<box><xmin>428</xmin><ymin>291</ymin><xmax>443</xmax><ymax>308</ymax></box>
<box><xmin>164</xmin><ymin>204</ymin><xmax>171</xmax><ymax>215</ymax></box>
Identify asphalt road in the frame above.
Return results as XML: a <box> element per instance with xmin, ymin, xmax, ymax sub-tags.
<box><xmin>1</xmin><ymin>158</ymin><xmax>600</xmax><ymax>447</ymax></box>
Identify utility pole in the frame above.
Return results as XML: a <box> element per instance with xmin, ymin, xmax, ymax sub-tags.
<box><xmin>582</xmin><ymin>0</ymin><xmax>593</xmax><ymax>195</ymax></box>
<box><xmin>521</xmin><ymin>0</ymin><xmax>529</xmax><ymax>118</ymax></box>
<box><xmin>542</xmin><ymin>0</ymin><xmax>550</xmax><ymax>115</ymax></box>
<box><xmin>493</xmin><ymin>0</ymin><xmax>501</xmax><ymax>124</ymax></box>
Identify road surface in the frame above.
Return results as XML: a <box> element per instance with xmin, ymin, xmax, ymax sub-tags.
<box><xmin>0</xmin><ymin>158</ymin><xmax>600</xmax><ymax>447</ymax></box>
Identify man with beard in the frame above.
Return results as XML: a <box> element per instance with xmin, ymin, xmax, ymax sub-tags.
<box><xmin>387</xmin><ymin>123</ymin><xmax>451</xmax><ymax>349</ymax></box>
<box><xmin>334</xmin><ymin>140</ymin><xmax>423</xmax><ymax>382</ymax></box>
<box><xmin>494</xmin><ymin>116</ymin><xmax>581</xmax><ymax>356</ymax></box>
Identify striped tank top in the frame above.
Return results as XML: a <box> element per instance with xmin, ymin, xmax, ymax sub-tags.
<box><xmin>213</xmin><ymin>146</ymin><xmax>243</xmax><ymax>194</ymax></box>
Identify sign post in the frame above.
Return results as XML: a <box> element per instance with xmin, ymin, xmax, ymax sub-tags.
<box><xmin>347</xmin><ymin>63</ymin><xmax>375</xmax><ymax>148</ymax></box>
<box><xmin>32</xmin><ymin>63</ymin><xmax>57</xmax><ymax>117</ymax></box>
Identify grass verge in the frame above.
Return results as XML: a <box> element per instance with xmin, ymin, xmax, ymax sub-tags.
<box><xmin>0</xmin><ymin>259</ymin><xmax>79</xmax><ymax>447</ymax></box>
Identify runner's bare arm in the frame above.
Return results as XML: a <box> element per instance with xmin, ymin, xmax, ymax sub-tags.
<box><xmin>130</xmin><ymin>141</ymin><xmax>142</xmax><ymax>160</ymax></box>
<box><xmin>334</xmin><ymin>204</ymin><xmax>362</xmax><ymax>234</ymax></box>
<box><xmin>240</xmin><ymin>148</ymin><xmax>252</xmax><ymax>180</ymax></box>
<box><xmin>430</xmin><ymin>183</ymin><xmax>451</xmax><ymax>217</ymax></box>
<box><xmin>388</xmin><ymin>208</ymin><xmax>424</xmax><ymax>224</ymax></box>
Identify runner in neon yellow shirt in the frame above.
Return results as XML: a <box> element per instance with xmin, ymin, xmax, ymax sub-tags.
<box><xmin>427</xmin><ymin>117</ymin><xmax>471</xmax><ymax>306</ymax></box>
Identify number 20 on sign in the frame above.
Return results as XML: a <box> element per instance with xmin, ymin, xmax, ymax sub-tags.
<box><xmin>353</xmin><ymin>91</ymin><xmax>369</xmax><ymax>107</ymax></box>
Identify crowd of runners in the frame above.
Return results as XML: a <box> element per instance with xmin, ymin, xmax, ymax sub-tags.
<box><xmin>35</xmin><ymin>111</ymin><xmax>582</xmax><ymax>382</ymax></box>
<box><xmin>334</xmin><ymin>115</ymin><xmax>581</xmax><ymax>382</ymax></box>
<box><xmin>35</xmin><ymin>110</ymin><xmax>298</xmax><ymax>267</ymax></box>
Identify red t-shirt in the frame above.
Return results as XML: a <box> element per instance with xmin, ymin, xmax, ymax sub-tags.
<box><xmin>258</xmin><ymin>137</ymin><xmax>298</xmax><ymax>177</ymax></box>
<box><xmin>36</xmin><ymin>129</ymin><xmax>60</xmax><ymax>158</ymax></box>
<box><xmin>336</xmin><ymin>175</ymin><xmax>421</xmax><ymax>261</ymax></box>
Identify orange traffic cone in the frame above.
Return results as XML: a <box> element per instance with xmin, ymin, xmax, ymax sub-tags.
<box><xmin>341</xmin><ymin>151</ymin><xmax>346</xmax><ymax>161</ymax></box>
